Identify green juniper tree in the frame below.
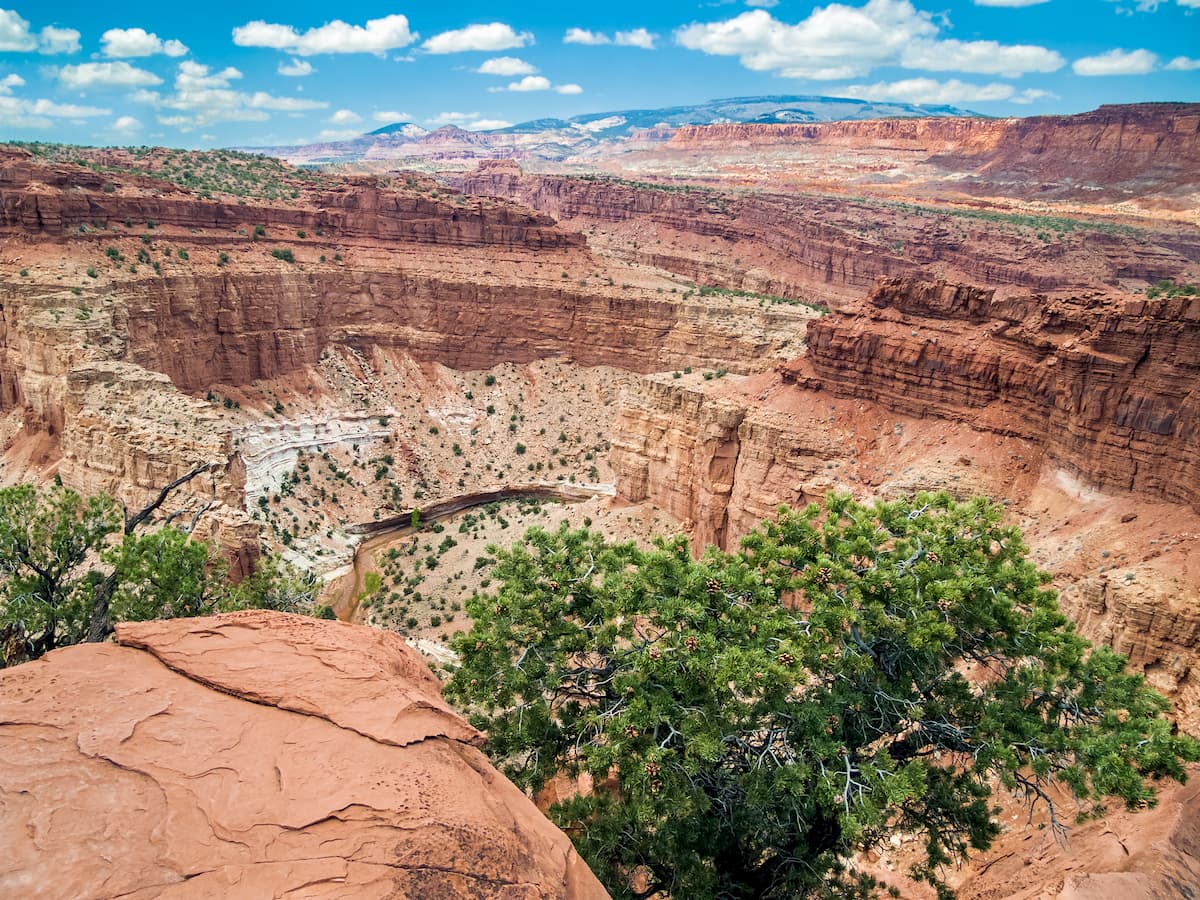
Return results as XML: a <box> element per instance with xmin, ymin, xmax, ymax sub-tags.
<box><xmin>0</xmin><ymin>479</ymin><xmax>321</xmax><ymax>667</ymax></box>
<box><xmin>447</xmin><ymin>492</ymin><xmax>1199</xmax><ymax>899</ymax></box>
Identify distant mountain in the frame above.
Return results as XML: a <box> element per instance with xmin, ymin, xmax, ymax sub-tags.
<box><xmin>242</xmin><ymin>95</ymin><xmax>980</xmax><ymax>169</ymax></box>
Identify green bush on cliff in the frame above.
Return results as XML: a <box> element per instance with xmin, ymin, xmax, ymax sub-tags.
<box><xmin>0</xmin><ymin>482</ymin><xmax>320</xmax><ymax>667</ymax></box>
<box><xmin>447</xmin><ymin>492</ymin><xmax>1199</xmax><ymax>900</ymax></box>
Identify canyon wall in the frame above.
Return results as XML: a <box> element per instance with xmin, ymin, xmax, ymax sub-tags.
<box><xmin>457</xmin><ymin>164</ymin><xmax>1200</xmax><ymax>305</ymax></box>
<box><xmin>669</xmin><ymin>103</ymin><xmax>1200</xmax><ymax>198</ymax></box>
<box><xmin>0</xmin><ymin>148</ymin><xmax>577</xmax><ymax>248</ymax></box>
<box><xmin>801</xmin><ymin>277</ymin><xmax>1200</xmax><ymax>511</ymax></box>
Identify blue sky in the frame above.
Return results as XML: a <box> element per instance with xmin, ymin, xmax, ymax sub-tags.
<box><xmin>1</xmin><ymin>0</ymin><xmax>1197</xmax><ymax>148</ymax></box>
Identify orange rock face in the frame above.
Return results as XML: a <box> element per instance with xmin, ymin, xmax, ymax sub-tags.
<box><xmin>803</xmin><ymin>277</ymin><xmax>1200</xmax><ymax>512</ymax></box>
<box><xmin>0</xmin><ymin>611</ymin><xmax>608</xmax><ymax>899</ymax></box>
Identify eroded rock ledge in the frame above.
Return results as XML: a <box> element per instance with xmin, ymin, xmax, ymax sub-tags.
<box><xmin>0</xmin><ymin>610</ymin><xmax>608</xmax><ymax>899</ymax></box>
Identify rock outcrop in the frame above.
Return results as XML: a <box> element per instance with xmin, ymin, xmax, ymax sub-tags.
<box><xmin>0</xmin><ymin>611</ymin><xmax>608</xmax><ymax>899</ymax></box>
<box><xmin>801</xmin><ymin>277</ymin><xmax>1200</xmax><ymax>511</ymax></box>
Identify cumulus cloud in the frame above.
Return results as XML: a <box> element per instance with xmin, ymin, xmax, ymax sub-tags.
<box><xmin>0</xmin><ymin>94</ymin><xmax>109</xmax><ymax>128</ymax></box>
<box><xmin>112</xmin><ymin>114</ymin><xmax>142</xmax><ymax>133</ymax></box>
<box><xmin>372</xmin><ymin>109</ymin><xmax>411</xmax><ymax>122</ymax></box>
<box><xmin>0</xmin><ymin>72</ymin><xmax>24</xmax><ymax>93</ymax></box>
<box><xmin>476</xmin><ymin>56</ymin><xmax>537</xmax><ymax>76</ymax></box>
<box><xmin>137</xmin><ymin>60</ymin><xmax>328</xmax><ymax>131</ymax></box>
<box><xmin>1072</xmin><ymin>48</ymin><xmax>1158</xmax><ymax>75</ymax></box>
<box><xmin>233</xmin><ymin>15</ymin><xmax>416</xmax><ymax>56</ymax></box>
<box><xmin>564</xmin><ymin>28</ymin><xmax>609</xmax><ymax>45</ymax></box>
<box><xmin>101</xmin><ymin>27</ymin><xmax>188</xmax><ymax>58</ymax></box>
<box><xmin>841</xmin><ymin>77</ymin><xmax>1019</xmax><ymax>104</ymax></box>
<box><xmin>564</xmin><ymin>27</ymin><xmax>656</xmax><ymax>48</ymax></box>
<box><xmin>422</xmin><ymin>23</ymin><xmax>532</xmax><ymax>54</ymax></box>
<box><xmin>615</xmin><ymin>28</ymin><xmax>657</xmax><ymax>49</ymax></box>
<box><xmin>504</xmin><ymin>75</ymin><xmax>551</xmax><ymax>91</ymax></box>
<box><xmin>58</xmin><ymin>61</ymin><xmax>163</xmax><ymax>89</ymax></box>
<box><xmin>427</xmin><ymin>111</ymin><xmax>512</xmax><ymax>130</ymax></box>
<box><xmin>329</xmin><ymin>108</ymin><xmax>361</xmax><ymax>124</ymax></box>
<box><xmin>676</xmin><ymin>0</ymin><xmax>1062</xmax><ymax>80</ymax></box>
<box><xmin>1165</xmin><ymin>55</ymin><xmax>1200</xmax><ymax>70</ymax></box>
<box><xmin>317</xmin><ymin>128</ymin><xmax>362</xmax><ymax>141</ymax></box>
<box><xmin>278</xmin><ymin>58</ymin><xmax>314</xmax><ymax>76</ymax></box>
<box><xmin>0</xmin><ymin>9</ymin><xmax>80</xmax><ymax>54</ymax></box>
<box><xmin>901</xmin><ymin>38</ymin><xmax>1063</xmax><ymax>76</ymax></box>
<box><xmin>973</xmin><ymin>0</ymin><xmax>1050</xmax><ymax>6</ymax></box>
<box><xmin>38</xmin><ymin>26</ymin><xmax>80</xmax><ymax>55</ymax></box>
<box><xmin>556</xmin><ymin>83</ymin><xmax>584</xmax><ymax>94</ymax></box>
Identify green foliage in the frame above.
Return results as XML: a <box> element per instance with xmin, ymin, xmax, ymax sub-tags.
<box><xmin>448</xmin><ymin>492</ymin><xmax>1199</xmax><ymax>900</ymax></box>
<box><xmin>1145</xmin><ymin>279</ymin><xmax>1199</xmax><ymax>300</ymax></box>
<box><xmin>0</xmin><ymin>483</ymin><xmax>322</xmax><ymax>667</ymax></box>
<box><xmin>0</xmin><ymin>484</ymin><xmax>121</xmax><ymax>657</ymax></box>
<box><xmin>271</xmin><ymin>248</ymin><xmax>295</xmax><ymax>263</ymax></box>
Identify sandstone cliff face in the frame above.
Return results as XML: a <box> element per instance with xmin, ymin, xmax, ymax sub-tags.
<box><xmin>669</xmin><ymin>103</ymin><xmax>1200</xmax><ymax>199</ymax></box>
<box><xmin>456</xmin><ymin>169</ymin><xmax>1200</xmax><ymax>306</ymax></box>
<box><xmin>0</xmin><ymin>148</ymin><xmax>577</xmax><ymax>248</ymax></box>
<box><xmin>0</xmin><ymin>611</ymin><xmax>609</xmax><ymax>899</ymax></box>
<box><xmin>802</xmin><ymin>277</ymin><xmax>1200</xmax><ymax>511</ymax></box>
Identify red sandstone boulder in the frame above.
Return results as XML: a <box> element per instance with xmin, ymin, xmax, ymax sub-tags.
<box><xmin>0</xmin><ymin>610</ymin><xmax>608</xmax><ymax>899</ymax></box>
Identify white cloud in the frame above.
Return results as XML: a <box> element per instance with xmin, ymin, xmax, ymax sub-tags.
<box><xmin>329</xmin><ymin>108</ymin><xmax>361</xmax><ymax>124</ymax></box>
<box><xmin>467</xmin><ymin>118</ymin><xmax>512</xmax><ymax>130</ymax></box>
<box><xmin>505</xmin><ymin>75</ymin><xmax>551</xmax><ymax>91</ymax></box>
<box><xmin>422</xmin><ymin>23</ymin><xmax>532</xmax><ymax>54</ymax></box>
<box><xmin>973</xmin><ymin>0</ymin><xmax>1050</xmax><ymax>6</ymax></box>
<box><xmin>233</xmin><ymin>15</ymin><xmax>416</xmax><ymax>56</ymax></box>
<box><xmin>1165</xmin><ymin>56</ymin><xmax>1200</xmax><ymax>70</ymax></box>
<box><xmin>0</xmin><ymin>9</ymin><xmax>80</xmax><ymax>53</ymax></box>
<box><xmin>38</xmin><ymin>26</ymin><xmax>80</xmax><ymax>55</ymax></box>
<box><xmin>676</xmin><ymin>2</ymin><xmax>940</xmax><ymax>80</ymax></box>
<box><xmin>317</xmin><ymin>128</ymin><xmax>362</xmax><ymax>141</ymax></box>
<box><xmin>58</xmin><ymin>61</ymin><xmax>163</xmax><ymax>89</ymax></box>
<box><xmin>1072</xmin><ymin>48</ymin><xmax>1158</xmax><ymax>75</ymax></box>
<box><xmin>676</xmin><ymin>0</ymin><xmax>1063</xmax><ymax>80</ymax></box>
<box><xmin>615</xmin><ymin>28</ymin><xmax>657</xmax><ymax>49</ymax></box>
<box><xmin>0</xmin><ymin>94</ymin><xmax>109</xmax><ymax>128</ymax></box>
<box><xmin>112</xmin><ymin>114</ymin><xmax>141</xmax><ymax>132</ymax></box>
<box><xmin>278</xmin><ymin>58</ymin><xmax>314</xmax><ymax>76</ymax></box>
<box><xmin>564</xmin><ymin>27</ymin><xmax>609</xmax><ymax>45</ymax></box>
<box><xmin>429</xmin><ymin>111</ymin><xmax>477</xmax><ymax>125</ymax></box>
<box><xmin>746</xmin><ymin>0</ymin><xmax>780</xmax><ymax>7</ymax></box>
<box><xmin>901</xmin><ymin>38</ymin><xmax>1063</xmax><ymax>76</ymax></box>
<box><xmin>139</xmin><ymin>60</ymin><xmax>328</xmax><ymax>131</ymax></box>
<box><xmin>476</xmin><ymin>56</ymin><xmax>537</xmax><ymax>75</ymax></box>
<box><xmin>1103</xmin><ymin>0</ymin><xmax>1200</xmax><ymax>10</ymax></box>
<box><xmin>565</xmin><ymin>27</ymin><xmax>657</xmax><ymax>49</ymax></box>
<box><xmin>556</xmin><ymin>83</ymin><xmax>584</xmax><ymax>94</ymax></box>
<box><xmin>427</xmin><ymin>111</ymin><xmax>512</xmax><ymax>130</ymax></box>
<box><xmin>842</xmin><ymin>77</ymin><xmax>1019</xmax><ymax>104</ymax></box>
<box><xmin>372</xmin><ymin>109</ymin><xmax>411</xmax><ymax>122</ymax></box>
<box><xmin>0</xmin><ymin>8</ymin><xmax>34</xmax><ymax>50</ymax></box>
<box><xmin>247</xmin><ymin>91</ymin><xmax>326</xmax><ymax>111</ymax></box>
<box><xmin>0</xmin><ymin>73</ymin><xmax>24</xmax><ymax>93</ymax></box>
<box><xmin>1010</xmin><ymin>88</ymin><xmax>1057</xmax><ymax>103</ymax></box>
<box><xmin>101</xmin><ymin>27</ymin><xmax>188</xmax><ymax>58</ymax></box>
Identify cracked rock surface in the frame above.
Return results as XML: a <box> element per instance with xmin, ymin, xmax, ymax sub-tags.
<box><xmin>0</xmin><ymin>610</ymin><xmax>608</xmax><ymax>899</ymax></box>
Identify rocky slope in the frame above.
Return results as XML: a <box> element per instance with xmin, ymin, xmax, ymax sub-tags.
<box><xmin>0</xmin><ymin>611</ymin><xmax>608</xmax><ymax>899</ymax></box>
